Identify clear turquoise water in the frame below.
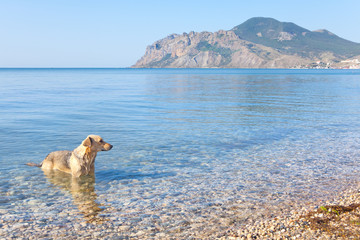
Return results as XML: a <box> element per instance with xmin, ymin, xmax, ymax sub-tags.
<box><xmin>1</xmin><ymin>68</ymin><xmax>360</xmax><ymax>238</ymax></box>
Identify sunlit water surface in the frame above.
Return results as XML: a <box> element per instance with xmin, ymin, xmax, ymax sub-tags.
<box><xmin>1</xmin><ymin>69</ymin><xmax>360</xmax><ymax>238</ymax></box>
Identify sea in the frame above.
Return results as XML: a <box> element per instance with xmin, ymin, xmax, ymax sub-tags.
<box><xmin>1</xmin><ymin>68</ymin><xmax>360</xmax><ymax>238</ymax></box>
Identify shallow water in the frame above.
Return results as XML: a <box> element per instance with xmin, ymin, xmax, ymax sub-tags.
<box><xmin>1</xmin><ymin>68</ymin><xmax>360</xmax><ymax>238</ymax></box>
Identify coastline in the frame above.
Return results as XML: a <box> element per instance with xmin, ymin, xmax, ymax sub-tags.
<box><xmin>2</xmin><ymin>182</ymin><xmax>360</xmax><ymax>239</ymax></box>
<box><xmin>223</xmin><ymin>183</ymin><xmax>360</xmax><ymax>239</ymax></box>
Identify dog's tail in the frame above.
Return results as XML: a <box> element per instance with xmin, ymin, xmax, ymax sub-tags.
<box><xmin>26</xmin><ymin>162</ymin><xmax>42</xmax><ymax>167</ymax></box>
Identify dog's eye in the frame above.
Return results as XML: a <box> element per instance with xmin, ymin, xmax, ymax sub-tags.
<box><xmin>99</xmin><ymin>139</ymin><xmax>104</xmax><ymax>143</ymax></box>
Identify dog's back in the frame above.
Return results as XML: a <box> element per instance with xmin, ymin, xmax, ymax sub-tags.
<box><xmin>41</xmin><ymin>150</ymin><xmax>72</xmax><ymax>173</ymax></box>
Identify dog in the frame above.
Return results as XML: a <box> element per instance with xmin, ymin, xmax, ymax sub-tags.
<box><xmin>27</xmin><ymin>135</ymin><xmax>113</xmax><ymax>177</ymax></box>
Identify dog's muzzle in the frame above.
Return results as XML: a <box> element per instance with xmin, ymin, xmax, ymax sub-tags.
<box><xmin>102</xmin><ymin>144</ymin><xmax>113</xmax><ymax>151</ymax></box>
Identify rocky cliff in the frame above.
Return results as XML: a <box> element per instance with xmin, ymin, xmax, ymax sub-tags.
<box><xmin>132</xmin><ymin>18</ymin><xmax>360</xmax><ymax>68</ymax></box>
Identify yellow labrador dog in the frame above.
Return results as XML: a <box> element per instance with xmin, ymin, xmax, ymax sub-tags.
<box><xmin>27</xmin><ymin>135</ymin><xmax>112</xmax><ymax>177</ymax></box>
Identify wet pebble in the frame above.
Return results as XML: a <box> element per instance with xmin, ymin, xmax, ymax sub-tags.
<box><xmin>2</xmin><ymin>184</ymin><xmax>360</xmax><ymax>239</ymax></box>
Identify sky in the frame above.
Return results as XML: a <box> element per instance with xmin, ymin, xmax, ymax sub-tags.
<box><xmin>0</xmin><ymin>0</ymin><xmax>359</xmax><ymax>68</ymax></box>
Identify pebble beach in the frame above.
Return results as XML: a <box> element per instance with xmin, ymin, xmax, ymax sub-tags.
<box><xmin>226</xmin><ymin>184</ymin><xmax>360</xmax><ymax>239</ymax></box>
<box><xmin>1</xmin><ymin>181</ymin><xmax>360</xmax><ymax>239</ymax></box>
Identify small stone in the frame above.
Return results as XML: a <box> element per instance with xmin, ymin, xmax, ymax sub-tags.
<box><xmin>118</xmin><ymin>225</ymin><xmax>130</xmax><ymax>231</ymax></box>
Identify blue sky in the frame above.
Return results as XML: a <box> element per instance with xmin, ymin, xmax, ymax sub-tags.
<box><xmin>1</xmin><ymin>0</ymin><xmax>359</xmax><ymax>68</ymax></box>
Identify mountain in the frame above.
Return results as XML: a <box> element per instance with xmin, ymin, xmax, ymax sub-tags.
<box><xmin>132</xmin><ymin>17</ymin><xmax>360</xmax><ymax>68</ymax></box>
<box><xmin>232</xmin><ymin>17</ymin><xmax>360</xmax><ymax>58</ymax></box>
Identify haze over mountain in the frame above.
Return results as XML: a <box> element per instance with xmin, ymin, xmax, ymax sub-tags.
<box><xmin>133</xmin><ymin>17</ymin><xmax>360</xmax><ymax>68</ymax></box>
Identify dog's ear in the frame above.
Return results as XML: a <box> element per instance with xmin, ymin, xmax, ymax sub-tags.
<box><xmin>83</xmin><ymin>136</ymin><xmax>92</xmax><ymax>147</ymax></box>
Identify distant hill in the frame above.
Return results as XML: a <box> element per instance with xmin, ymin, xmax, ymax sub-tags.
<box><xmin>232</xmin><ymin>17</ymin><xmax>360</xmax><ymax>58</ymax></box>
<box><xmin>132</xmin><ymin>17</ymin><xmax>360</xmax><ymax>68</ymax></box>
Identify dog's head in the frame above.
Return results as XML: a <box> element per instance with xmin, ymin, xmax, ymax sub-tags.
<box><xmin>82</xmin><ymin>135</ymin><xmax>113</xmax><ymax>152</ymax></box>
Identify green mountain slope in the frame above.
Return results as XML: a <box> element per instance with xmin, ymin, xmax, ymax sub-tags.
<box><xmin>232</xmin><ymin>17</ymin><xmax>360</xmax><ymax>58</ymax></box>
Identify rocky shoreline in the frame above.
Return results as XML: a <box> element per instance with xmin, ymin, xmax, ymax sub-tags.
<box><xmin>1</xmin><ymin>182</ymin><xmax>360</xmax><ymax>239</ymax></box>
<box><xmin>224</xmin><ymin>185</ymin><xmax>360</xmax><ymax>239</ymax></box>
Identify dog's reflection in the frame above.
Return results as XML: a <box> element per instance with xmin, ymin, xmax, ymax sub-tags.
<box><xmin>42</xmin><ymin>169</ymin><xmax>107</xmax><ymax>223</ymax></box>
